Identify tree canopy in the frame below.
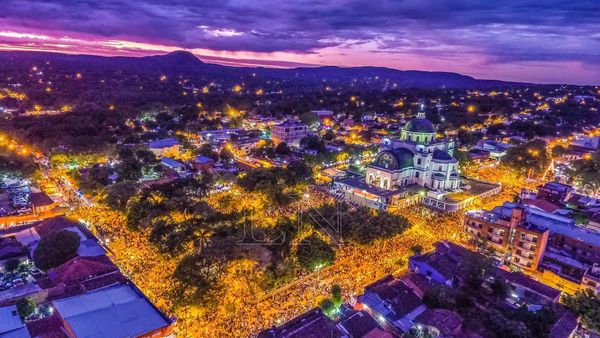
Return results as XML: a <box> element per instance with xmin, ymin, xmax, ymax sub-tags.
<box><xmin>33</xmin><ymin>230</ymin><xmax>81</xmax><ymax>270</ymax></box>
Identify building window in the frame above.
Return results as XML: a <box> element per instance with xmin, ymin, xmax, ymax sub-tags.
<box><xmin>416</xmin><ymin>172</ymin><xmax>419</xmax><ymax>178</ymax></box>
<box><xmin>438</xmin><ymin>165</ymin><xmax>442</xmax><ymax>171</ymax></box>
<box><xmin>417</xmin><ymin>158</ymin><xmax>422</xmax><ymax>165</ymax></box>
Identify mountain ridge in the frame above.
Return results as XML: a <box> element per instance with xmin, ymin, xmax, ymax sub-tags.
<box><xmin>0</xmin><ymin>50</ymin><xmax>529</xmax><ymax>89</ymax></box>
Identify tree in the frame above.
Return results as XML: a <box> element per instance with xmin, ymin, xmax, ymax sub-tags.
<box><xmin>299</xmin><ymin>111</ymin><xmax>319</xmax><ymax>126</ymax></box>
<box><xmin>296</xmin><ymin>235</ymin><xmax>336</xmax><ymax>271</ymax></box>
<box><xmin>219</xmin><ymin>147</ymin><xmax>234</xmax><ymax>162</ymax></box>
<box><xmin>322</xmin><ymin>129</ymin><xmax>335</xmax><ymax>141</ymax></box>
<box><xmin>104</xmin><ymin>181</ymin><xmax>138</xmax><ymax>211</ymax></box>
<box><xmin>300</xmin><ymin>135</ymin><xmax>326</xmax><ymax>153</ymax></box>
<box><xmin>490</xmin><ymin>278</ymin><xmax>509</xmax><ymax>299</ymax></box>
<box><xmin>410</xmin><ymin>244</ymin><xmax>423</xmax><ymax>256</ymax></box>
<box><xmin>274</xmin><ymin>142</ymin><xmax>292</xmax><ymax>156</ymax></box>
<box><xmin>4</xmin><ymin>258</ymin><xmax>20</xmax><ymax>272</ymax></box>
<box><xmin>565</xmin><ymin>149</ymin><xmax>600</xmax><ymax>196</ymax></box>
<box><xmin>16</xmin><ymin>298</ymin><xmax>35</xmax><ymax>319</ymax></box>
<box><xmin>33</xmin><ymin>230</ymin><xmax>81</xmax><ymax>270</ymax></box>
<box><xmin>173</xmin><ymin>246</ymin><xmax>227</xmax><ymax>303</ymax></box>
<box><xmin>551</xmin><ymin>145</ymin><xmax>566</xmax><ymax>159</ymax></box>
<box><xmin>563</xmin><ymin>289</ymin><xmax>600</xmax><ymax>334</ymax></box>
<box><xmin>502</xmin><ymin>139</ymin><xmax>550</xmax><ymax>176</ymax></box>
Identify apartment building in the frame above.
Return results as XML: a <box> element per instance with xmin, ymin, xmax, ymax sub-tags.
<box><xmin>271</xmin><ymin>120</ymin><xmax>308</xmax><ymax>147</ymax></box>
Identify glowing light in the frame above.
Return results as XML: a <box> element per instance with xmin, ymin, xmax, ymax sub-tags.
<box><xmin>256</xmin><ymin>89</ymin><xmax>264</xmax><ymax>95</ymax></box>
<box><xmin>76</xmin><ymin>73</ymin><xmax>82</xmax><ymax>79</ymax></box>
<box><xmin>160</xmin><ymin>75</ymin><xmax>167</xmax><ymax>81</ymax></box>
<box><xmin>233</xmin><ymin>84</ymin><xmax>242</xmax><ymax>92</ymax></box>
<box><xmin>467</xmin><ymin>105</ymin><xmax>476</xmax><ymax>113</ymax></box>
<box><xmin>196</xmin><ymin>102</ymin><xmax>203</xmax><ymax>108</ymax></box>
<box><xmin>202</xmin><ymin>86</ymin><xmax>209</xmax><ymax>94</ymax></box>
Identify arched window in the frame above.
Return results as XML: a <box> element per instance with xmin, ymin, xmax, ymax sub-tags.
<box><xmin>417</xmin><ymin>158</ymin><xmax>422</xmax><ymax>165</ymax></box>
<box><xmin>415</xmin><ymin>172</ymin><xmax>420</xmax><ymax>178</ymax></box>
<box><xmin>438</xmin><ymin>165</ymin><xmax>442</xmax><ymax>171</ymax></box>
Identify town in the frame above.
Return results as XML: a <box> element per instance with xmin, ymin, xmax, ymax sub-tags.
<box><xmin>0</xmin><ymin>2</ymin><xmax>599</xmax><ymax>336</ymax></box>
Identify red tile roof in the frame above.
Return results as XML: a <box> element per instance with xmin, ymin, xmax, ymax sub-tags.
<box><xmin>47</xmin><ymin>256</ymin><xmax>118</xmax><ymax>287</ymax></box>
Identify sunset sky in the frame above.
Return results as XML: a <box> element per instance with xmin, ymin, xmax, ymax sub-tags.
<box><xmin>0</xmin><ymin>0</ymin><xmax>598</xmax><ymax>84</ymax></box>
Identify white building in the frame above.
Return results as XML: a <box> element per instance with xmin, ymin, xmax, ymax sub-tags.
<box><xmin>365</xmin><ymin>110</ymin><xmax>460</xmax><ymax>191</ymax></box>
<box><xmin>271</xmin><ymin>120</ymin><xmax>308</xmax><ymax>147</ymax></box>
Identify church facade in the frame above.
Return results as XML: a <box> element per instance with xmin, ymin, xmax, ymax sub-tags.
<box><xmin>366</xmin><ymin>111</ymin><xmax>460</xmax><ymax>192</ymax></box>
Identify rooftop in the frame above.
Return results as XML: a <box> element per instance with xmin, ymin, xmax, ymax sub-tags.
<box><xmin>363</xmin><ymin>275</ymin><xmax>423</xmax><ymax>320</ymax></box>
<box><xmin>29</xmin><ymin>192</ymin><xmax>54</xmax><ymax>207</ymax></box>
<box><xmin>258</xmin><ymin>308</ymin><xmax>342</xmax><ymax>338</ymax></box>
<box><xmin>415</xmin><ymin>309</ymin><xmax>463</xmax><ymax>336</ymax></box>
<box><xmin>148</xmin><ymin>138</ymin><xmax>178</xmax><ymax>149</ymax></box>
<box><xmin>0</xmin><ymin>305</ymin><xmax>28</xmax><ymax>337</ymax></box>
<box><xmin>52</xmin><ymin>284</ymin><xmax>171</xmax><ymax>338</ymax></box>
<box><xmin>495</xmin><ymin>269</ymin><xmax>561</xmax><ymax>300</ymax></box>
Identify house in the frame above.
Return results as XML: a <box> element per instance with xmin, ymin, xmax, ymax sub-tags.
<box><xmin>257</xmin><ymin>308</ymin><xmax>343</xmax><ymax>338</ymax></box>
<box><xmin>0</xmin><ymin>305</ymin><xmax>31</xmax><ymax>338</ymax></box>
<box><xmin>148</xmin><ymin>138</ymin><xmax>180</xmax><ymax>157</ymax></box>
<box><xmin>160</xmin><ymin>157</ymin><xmax>187</xmax><ymax>174</ymax></box>
<box><xmin>408</xmin><ymin>241</ymin><xmax>477</xmax><ymax>286</ymax></box>
<box><xmin>357</xmin><ymin>275</ymin><xmax>426</xmax><ymax>334</ymax></box>
<box><xmin>337</xmin><ymin>310</ymin><xmax>392</xmax><ymax>338</ymax></box>
<box><xmin>40</xmin><ymin>255</ymin><xmax>125</xmax><ymax>300</ymax></box>
<box><xmin>582</xmin><ymin>263</ymin><xmax>600</xmax><ymax>294</ymax></box>
<box><xmin>549</xmin><ymin>310</ymin><xmax>578</xmax><ymax>338</ymax></box>
<box><xmin>413</xmin><ymin>309</ymin><xmax>464</xmax><ymax>338</ymax></box>
<box><xmin>51</xmin><ymin>283</ymin><xmax>174</xmax><ymax>338</ymax></box>
<box><xmin>495</xmin><ymin>269</ymin><xmax>561</xmax><ymax>306</ymax></box>
<box><xmin>192</xmin><ymin>155</ymin><xmax>215</xmax><ymax>172</ymax></box>
<box><xmin>29</xmin><ymin>192</ymin><xmax>56</xmax><ymax>215</ymax></box>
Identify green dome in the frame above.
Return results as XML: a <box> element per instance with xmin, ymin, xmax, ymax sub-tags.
<box><xmin>403</xmin><ymin>118</ymin><xmax>436</xmax><ymax>133</ymax></box>
<box><xmin>372</xmin><ymin>148</ymin><xmax>414</xmax><ymax>170</ymax></box>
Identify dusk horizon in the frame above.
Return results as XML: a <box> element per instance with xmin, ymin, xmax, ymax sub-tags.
<box><xmin>0</xmin><ymin>0</ymin><xmax>599</xmax><ymax>85</ymax></box>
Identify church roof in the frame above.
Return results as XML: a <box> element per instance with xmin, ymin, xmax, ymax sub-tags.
<box><xmin>403</xmin><ymin>117</ymin><xmax>435</xmax><ymax>134</ymax></box>
<box><xmin>372</xmin><ymin>148</ymin><xmax>414</xmax><ymax>170</ymax></box>
<box><xmin>432</xmin><ymin>149</ymin><xmax>456</xmax><ymax>162</ymax></box>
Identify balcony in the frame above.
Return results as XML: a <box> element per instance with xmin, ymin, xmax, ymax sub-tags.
<box><xmin>514</xmin><ymin>250</ymin><xmax>534</xmax><ymax>260</ymax></box>
<box><xmin>465</xmin><ymin>221</ymin><xmax>482</xmax><ymax>230</ymax></box>
<box><xmin>513</xmin><ymin>257</ymin><xmax>533</xmax><ymax>269</ymax></box>
<box><xmin>516</xmin><ymin>241</ymin><xmax>536</xmax><ymax>252</ymax></box>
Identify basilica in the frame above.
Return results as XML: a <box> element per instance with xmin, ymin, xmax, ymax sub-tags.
<box><xmin>366</xmin><ymin>110</ymin><xmax>460</xmax><ymax>192</ymax></box>
<box><xmin>333</xmin><ymin>108</ymin><xmax>472</xmax><ymax>211</ymax></box>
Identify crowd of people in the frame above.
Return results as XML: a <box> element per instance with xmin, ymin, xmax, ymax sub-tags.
<box><xmin>68</xmin><ymin>164</ymin><xmax>536</xmax><ymax>337</ymax></box>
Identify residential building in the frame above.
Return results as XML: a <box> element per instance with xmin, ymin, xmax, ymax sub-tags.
<box><xmin>160</xmin><ymin>157</ymin><xmax>187</xmax><ymax>174</ymax></box>
<box><xmin>465</xmin><ymin>201</ymin><xmax>600</xmax><ymax>274</ymax></box>
<box><xmin>413</xmin><ymin>308</ymin><xmax>464</xmax><ymax>338</ymax></box>
<box><xmin>582</xmin><ymin>263</ymin><xmax>600</xmax><ymax>294</ymax></box>
<box><xmin>51</xmin><ymin>283</ymin><xmax>173</xmax><ymax>338</ymax></box>
<box><xmin>192</xmin><ymin>155</ymin><xmax>215</xmax><ymax>172</ymax></box>
<box><xmin>29</xmin><ymin>192</ymin><xmax>56</xmax><ymax>215</ymax></box>
<box><xmin>408</xmin><ymin>241</ymin><xmax>481</xmax><ymax>286</ymax></box>
<box><xmin>357</xmin><ymin>275</ymin><xmax>426</xmax><ymax>334</ymax></box>
<box><xmin>0</xmin><ymin>305</ymin><xmax>30</xmax><ymax>338</ymax></box>
<box><xmin>257</xmin><ymin>308</ymin><xmax>343</xmax><ymax>338</ymax></box>
<box><xmin>464</xmin><ymin>204</ymin><xmax>550</xmax><ymax>271</ymax></box>
<box><xmin>148</xmin><ymin>138</ymin><xmax>180</xmax><ymax>157</ymax></box>
<box><xmin>271</xmin><ymin>120</ymin><xmax>308</xmax><ymax>147</ymax></box>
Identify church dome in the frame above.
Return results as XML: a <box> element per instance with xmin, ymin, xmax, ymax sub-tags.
<box><xmin>403</xmin><ymin>117</ymin><xmax>436</xmax><ymax>134</ymax></box>
<box><xmin>432</xmin><ymin>149</ymin><xmax>456</xmax><ymax>162</ymax></box>
<box><xmin>372</xmin><ymin>148</ymin><xmax>414</xmax><ymax>170</ymax></box>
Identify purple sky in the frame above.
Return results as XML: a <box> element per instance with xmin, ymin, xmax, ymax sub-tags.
<box><xmin>0</xmin><ymin>0</ymin><xmax>599</xmax><ymax>84</ymax></box>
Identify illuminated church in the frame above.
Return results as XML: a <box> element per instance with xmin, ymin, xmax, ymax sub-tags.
<box><xmin>334</xmin><ymin>106</ymin><xmax>470</xmax><ymax>211</ymax></box>
<box><xmin>366</xmin><ymin>108</ymin><xmax>460</xmax><ymax>192</ymax></box>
